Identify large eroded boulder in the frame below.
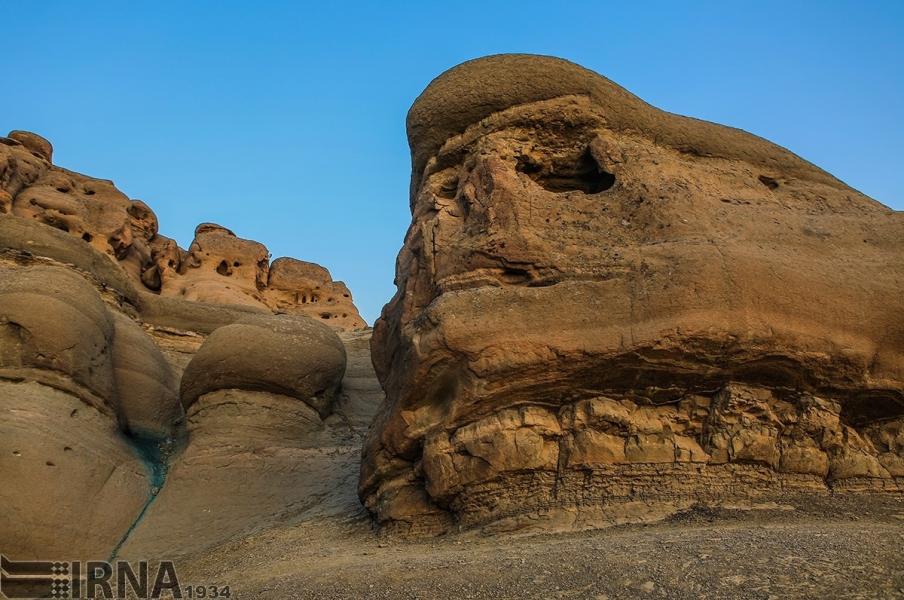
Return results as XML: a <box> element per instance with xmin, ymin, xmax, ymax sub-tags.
<box><xmin>360</xmin><ymin>54</ymin><xmax>904</xmax><ymax>533</ymax></box>
<box><xmin>180</xmin><ymin>312</ymin><xmax>347</xmax><ymax>417</ymax></box>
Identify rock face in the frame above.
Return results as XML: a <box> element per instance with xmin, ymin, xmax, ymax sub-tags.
<box><xmin>361</xmin><ymin>54</ymin><xmax>904</xmax><ymax>533</ymax></box>
<box><xmin>0</xmin><ymin>133</ymin><xmax>358</xmax><ymax>558</ymax></box>
<box><xmin>0</xmin><ymin>264</ymin><xmax>177</xmax><ymax>557</ymax></box>
<box><xmin>0</xmin><ymin>133</ymin><xmax>366</xmax><ymax>330</ymax></box>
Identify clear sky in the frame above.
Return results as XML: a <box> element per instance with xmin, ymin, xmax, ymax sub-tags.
<box><xmin>4</xmin><ymin>1</ymin><xmax>902</xmax><ymax>324</ymax></box>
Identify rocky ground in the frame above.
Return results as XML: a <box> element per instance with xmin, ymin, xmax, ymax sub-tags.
<box><xmin>175</xmin><ymin>495</ymin><xmax>904</xmax><ymax>599</ymax></box>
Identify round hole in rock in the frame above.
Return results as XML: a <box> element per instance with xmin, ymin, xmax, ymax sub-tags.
<box><xmin>82</xmin><ymin>232</ymin><xmax>93</xmax><ymax>242</ymax></box>
<box><xmin>216</xmin><ymin>260</ymin><xmax>231</xmax><ymax>276</ymax></box>
<box><xmin>320</xmin><ymin>313</ymin><xmax>330</xmax><ymax>319</ymax></box>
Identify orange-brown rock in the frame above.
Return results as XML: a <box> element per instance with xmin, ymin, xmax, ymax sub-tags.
<box><xmin>265</xmin><ymin>257</ymin><xmax>366</xmax><ymax>330</ymax></box>
<box><xmin>360</xmin><ymin>54</ymin><xmax>904</xmax><ymax>533</ymax></box>
<box><xmin>0</xmin><ymin>132</ymin><xmax>366</xmax><ymax>331</ymax></box>
<box><xmin>0</xmin><ymin>132</ymin><xmax>361</xmax><ymax>559</ymax></box>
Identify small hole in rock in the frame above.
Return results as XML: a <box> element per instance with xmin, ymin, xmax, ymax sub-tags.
<box><xmin>518</xmin><ymin>149</ymin><xmax>615</xmax><ymax>194</ymax></box>
<box><xmin>516</xmin><ymin>156</ymin><xmax>542</xmax><ymax>175</ymax></box>
<box><xmin>12</xmin><ymin>450</ymin><xmax>20</xmax><ymax>456</ymax></box>
<box><xmin>320</xmin><ymin>313</ymin><xmax>330</xmax><ymax>319</ymax></box>
<box><xmin>56</xmin><ymin>186</ymin><xmax>70</xmax><ymax>193</ymax></box>
<box><xmin>82</xmin><ymin>232</ymin><xmax>93</xmax><ymax>242</ymax></box>
<box><xmin>84</xmin><ymin>189</ymin><xmax>96</xmax><ymax>196</ymax></box>
<box><xmin>758</xmin><ymin>175</ymin><xmax>779</xmax><ymax>190</ymax></box>
<box><xmin>216</xmin><ymin>260</ymin><xmax>231</xmax><ymax>276</ymax></box>
<box><xmin>233</xmin><ymin>261</ymin><xmax>240</xmax><ymax>267</ymax></box>
<box><xmin>46</xmin><ymin>461</ymin><xmax>55</xmax><ymax>467</ymax></box>
<box><xmin>841</xmin><ymin>394</ymin><xmax>904</xmax><ymax>427</ymax></box>
<box><xmin>63</xmin><ymin>446</ymin><xmax>72</xmax><ymax>452</ymax></box>
<box><xmin>70</xmin><ymin>409</ymin><xmax>77</xmax><ymax>417</ymax></box>
<box><xmin>437</xmin><ymin>176</ymin><xmax>459</xmax><ymax>199</ymax></box>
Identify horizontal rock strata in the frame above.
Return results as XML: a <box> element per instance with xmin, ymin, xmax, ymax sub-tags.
<box><xmin>360</xmin><ymin>54</ymin><xmax>904</xmax><ymax>533</ymax></box>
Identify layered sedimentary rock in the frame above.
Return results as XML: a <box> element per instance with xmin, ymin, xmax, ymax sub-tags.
<box><xmin>114</xmin><ymin>330</ymin><xmax>378</xmax><ymax>559</ymax></box>
<box><xmin>0</xmin><ymin>131</ymin><xmax>365</xmax><ymax>330</ymax></box>
<box><xmin>361</xmin><ymin>54</ymin><xmax>904</xmax><ymax>533</ymax></box>
<box><xmin>0</xmin><ymin>264</ymin><xmax>178</xmax><ymax>557</ymax></box>
<box><xmin>0</xmin><ymin>133</ymin><xmax>357</xmax><ymax>558</ymax></box>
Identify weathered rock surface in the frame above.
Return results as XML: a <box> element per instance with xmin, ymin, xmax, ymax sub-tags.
<box><xmin>117</xmin><ymin>330</ymin><xmax>380</xmax><ymax>559</ymax></box>
<box><xmin>0</xmin><ymin>132</ymin><xmax>360</xmax><ymax>559</ymax></box>
<box><xmin>180</xmin><ymin>313</ymin><xmax>347</xmax><ymax>417</ymax></box>
<box><xmin>361</xmin><ymin>54</ymin><xmax>904</xmax><ymax>533</ymax></box>
<box><xmin>0</xmin><ymin>264</ymin><xmax>168</xmax><ymax>557</ymax></box>
<box><xmin>0</xmin><ymin>133</ymin><xmax>366</xmax><ymax>330</ymax></box>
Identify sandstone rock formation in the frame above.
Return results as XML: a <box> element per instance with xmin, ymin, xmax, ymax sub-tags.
<box><xmin>0</xmin><ymin>131</ymin><xmax>366</xmax><ymax>330</ymax></box>
<box><xmin>0</xmin><ymin>264</ymin><xmax>176</xmax><ymax>557</ymax></box>
<box><xmin>0</xmin><ymin>132</ymin><xmax>361</xmax><ymax>559</ymax></box>
<box><xmin>361</xmin><ymin>54</ymin><xmax>904</xmax><ymax>533</ymax></box>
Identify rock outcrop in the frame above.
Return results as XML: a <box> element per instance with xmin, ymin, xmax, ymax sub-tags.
<box><xmin>0</xmin><ymin>132</ymin><xmax>359</xmax><ymax>558</ymax></box>
<box><xmin>0</xmin><ymin>264</ymin><xmax>177</xmax><ymax>557</ymax></box>
<box><xmin>360</xmin><ymin>54</ymin><xmax>904</xmax><ymax>533</ymax></box>
<box><xmin>0</xmin><ymin>132</ymin><xmax>366</xmax><ymax>330</ymax></box>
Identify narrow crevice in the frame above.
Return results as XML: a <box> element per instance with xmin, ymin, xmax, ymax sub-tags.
<box><xmin>107</xmin><ymin>435</ymin><xmax>175</xmax><ymax>561</ymax></box>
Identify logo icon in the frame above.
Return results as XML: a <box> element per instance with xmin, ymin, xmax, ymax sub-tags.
<box><xmin>0</xmin><ymin>555</ymin><xmax>73</xmax><ymax>599</ymax></box>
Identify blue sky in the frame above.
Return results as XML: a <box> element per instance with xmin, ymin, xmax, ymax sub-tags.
<box><xmin>4</xmin><ymin>1</ymin><xmax>902</xmax><ymax>323</ymax></box>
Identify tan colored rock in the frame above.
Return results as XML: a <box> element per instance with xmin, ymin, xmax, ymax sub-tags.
<box><xmin>361</xmin><ymin>54</ymin><xmax>904</xmax><ymax>532</ymax></box>
<box><xmin>164</xmin><ymin>223</ymin><xmax>271</xmax><ymax>308</ymax></box>
<box><xmin>111</xmin><ymin>312</ymin><xmax>183</xmax><ymax>439</ymax></box>
<box><xmin>266</xmin><ymin>257</ymin><xmax>367</xmax><ymax>329</ymax></box>
<box><xmin>116</xmin><ymin>331</ymin><xmax>381</xmax><ymax>559</ymax></box>
<box><xmin>0</xmin><ymin>265</ymin><xmax>117</xmax><ymax>407</ymax></box>
<box><xmin>0</xmin><ymin>131</ymin><xmax>367</xmax><ymax>331</ymax></box>
<box><xmin>0</xmin><ymin>131</ymin><xmax>365</xmax><ymax>560</ymax></box>
<box><xmin>0</xmin><ymin>380</ymin><xmax>150</xmax><ymax>558</ymax></box>
<box><xmin>0</xmin><ymin>264</ymin><xmax>155</xmax><ymax>557</ymax></box>
<box><xmin>180</xmin><ymin>313</ymin><xmax>347</xmax><ymax>417</ymax></box>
